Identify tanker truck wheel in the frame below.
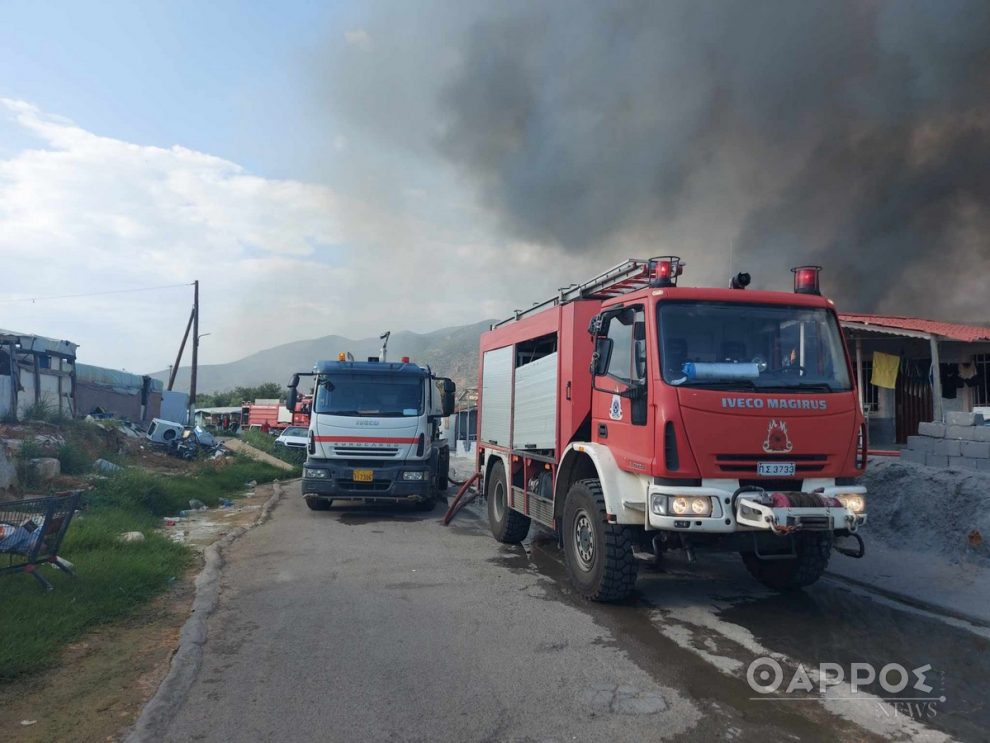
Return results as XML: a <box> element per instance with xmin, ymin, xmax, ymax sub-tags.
<box><xmin>305</xmin><ymin>496</ymin><xmax>332</xmax><ymax>511</ymax></box>
<box><xmin>487</xmin><ymin>459</ymin><xmax>530</xmax><ymax>543</ymax></box>
<box><xmin>562</xmin><ymin>479</ymin><xmax>638</xmax><ymax>602</ymax></box>
<box><xmin>741</xmin><ymin>532</ymin><xmax>832</xmax><ymax>591</ymax></box>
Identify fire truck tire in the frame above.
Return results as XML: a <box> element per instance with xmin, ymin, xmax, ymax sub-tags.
<box><xmin>305</xmin><ymin>496</ymin><xmax>332</xmax><ymax>511</ymax></box>
<box><xmin>741</xmin><ymin>532</ymin><xmax>832</xmax><ymax>591</ymax></box>
<box><xmin>487</xmin><ymin>460</ymin><xmax>530</xmax><ymax>543</ymax></box>
<box><xmin>562</xmin><ymin>479</ymin><xmax>638</xmax><ymax>602</ymax></box>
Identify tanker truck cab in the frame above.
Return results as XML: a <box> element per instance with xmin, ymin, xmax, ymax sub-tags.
<box><xmin>478</xmin><ymin>258</ymin><xmax>868</xmax><ymax>601</ymax></box>
<box><xmin>289</xmin><ymin>357</ymin><xmax>455</xmax><ymax>512</ymax></box>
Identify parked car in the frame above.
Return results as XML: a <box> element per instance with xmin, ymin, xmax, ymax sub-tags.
<box><xmin>274</xmin><ymin>426</ymin><xmax>309</xmax><ymax>449</ymax></box>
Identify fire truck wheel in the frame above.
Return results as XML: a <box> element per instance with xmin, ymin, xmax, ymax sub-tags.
<box><xmin>305</xmin><ymin>496</ymin><xmax>332</xmax><ymax>511</ymax></box>
<box><xmin>487</xmin><ymin>459</ymin><xmax>530</xmax><ymax>543</ymax></box>
<box><xmin>741</xmin><ymin>532</ymin><xmax>832</xmax><ymax>591</ymax></box>
<box><xmin>562</xmin><ymin>479</ymin><xmax>638</xmax><ymax>602</ymax></box>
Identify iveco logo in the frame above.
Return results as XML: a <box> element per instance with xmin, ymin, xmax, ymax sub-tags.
<box><xmin>355</xmin><ymin>420</ymin><xmax>380</xmax><ymax>426</ymax></box>
<box><xmin>721</xmin><ymin>397</ymin><xmax>828</xmax><ymax>411</ymax></box>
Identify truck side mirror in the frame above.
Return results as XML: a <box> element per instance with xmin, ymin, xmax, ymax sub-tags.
<box><xmin>286</xmin><ymin>378</ymin><xmax>298</xmax><ymax>411</ymax></box>
<box><xmin>591</xmin><ymin>337</ymin><xmax>613</xmax><ymax>376</ymax></box>
<box><xmin>439</xmin><ymin>377</ymin><xmax>456</xmax><ymax>417</ymax></box>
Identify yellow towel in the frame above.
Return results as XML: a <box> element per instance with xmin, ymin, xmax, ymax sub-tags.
<box><xmin>871</xmin><ymin>351</ymin><xmax>899</xmax><ymax>390</ymax></box>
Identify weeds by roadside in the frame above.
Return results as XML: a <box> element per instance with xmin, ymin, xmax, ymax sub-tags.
<box><xmin>20</xmin><ymin>397</ymin><xmax>67</xmax><ymax>425</ymax></box>
<box><xmin>0</xmin><ymin>456</ymin><xmax>286</xmax><ymax>682</ymax></box>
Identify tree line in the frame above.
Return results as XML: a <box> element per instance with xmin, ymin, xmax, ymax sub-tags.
<box><xmin>196</xmin><ymin>382</ymin><xmax>285</xmax><ymax>408</ymax></box>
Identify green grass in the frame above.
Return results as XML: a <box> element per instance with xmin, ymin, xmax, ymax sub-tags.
<box><xmin>0</xmin><ymin>456</ymin><xmax>285</xmax><ymax>683</ymax></box>
<box><xmin>241</xmin><ymin>429</ymin><xmax>306</xmax><ymax>468</ymax></box>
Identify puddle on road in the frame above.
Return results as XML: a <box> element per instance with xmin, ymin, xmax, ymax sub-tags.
<box><xmin>717</xmin><ymin>574</ymin><xmax>990</xmax><ymax>742</ymax></box>
<box><xmin>486</xmin><ymin>534</ymin><xmax>857</xmax><ymax>740</ymax></box>
<box><xmin>487</xmin><ymin>530</ymin><xmax>978</xmax><ymax>741</ymax></box>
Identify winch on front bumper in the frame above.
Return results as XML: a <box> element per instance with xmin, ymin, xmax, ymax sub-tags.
<box><xmin>646</xmin><ymin>484</ymin><xmax>867</xmax><ymax>535</ymax></box>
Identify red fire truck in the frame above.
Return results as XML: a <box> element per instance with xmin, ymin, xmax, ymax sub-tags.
<box><xmin>240</xmin><ymin>395</ymin><xmax>312</xmax><ymax>432</ymax></box>
<box><xmin>477</xmin><ymin>258</ymin><xmax>867</xmax><ymax>601</ymax></box>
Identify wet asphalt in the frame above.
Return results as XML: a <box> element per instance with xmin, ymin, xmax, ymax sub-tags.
<box><xmin>159</xmin><ymin>481</ymin><xmax>989</xmax><ymax>742</ymax></box>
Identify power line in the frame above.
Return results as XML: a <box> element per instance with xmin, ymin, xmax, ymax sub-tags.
<box><xmin>0</xmin><ymin>282</ymin><xmax>194</xmax><ymax>304</ymax></box>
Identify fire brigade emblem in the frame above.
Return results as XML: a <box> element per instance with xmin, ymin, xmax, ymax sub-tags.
<box><xmin>763</xmin><ymin>420</ymin><xmax>793</xmax><ymax>453</ymax></box>
<box><xmin>609</xmin><ymin>394</ymin><xmax>623</xmax><ymax>421</ymax></box>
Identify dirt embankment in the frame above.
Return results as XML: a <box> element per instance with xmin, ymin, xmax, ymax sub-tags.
<box><xmin>863</xmin><ymin>457</ymin><xmax>990</xmax><ymax>564</ymax></box>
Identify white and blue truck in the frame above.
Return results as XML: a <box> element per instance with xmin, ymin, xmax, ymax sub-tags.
<box><xmin>287</xmin><ymin>351</ymin><xmax>456</xmax><ymax>512</ymax></box>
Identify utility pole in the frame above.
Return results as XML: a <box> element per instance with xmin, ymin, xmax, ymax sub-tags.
<box><xmin>190</xmin><ymin>280</ymin><xmax>200</xmax><ymax>412</ymax></box>
<box><xmin>167</xmin><ymin>306</ymin><xmax>195</xmax><ymax>391</ymax></box>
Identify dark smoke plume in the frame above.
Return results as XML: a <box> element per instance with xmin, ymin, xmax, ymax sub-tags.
<box><xmin>434</xmin><ymin>0</ymin><xmax>990</xmax><ymax>319</ymax></box>
<box><xmin>326</xmin><ymin>1</ymin><xmax>990</xmax><ymax>320</ymax></box>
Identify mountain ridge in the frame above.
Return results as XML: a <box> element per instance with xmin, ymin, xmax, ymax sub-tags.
<box><xmin>151</xmin><ymin>320</ymin><xmax>494</xmax><ymax>395</ymax></box>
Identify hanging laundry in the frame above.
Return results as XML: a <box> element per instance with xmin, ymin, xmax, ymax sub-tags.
<box><xmin>871</xmin><ymin>351</ymin><xmax>900</xmax><ymax>390</ymax></box>
<box><xmin>940</xmin><ymin>363</ymin><xmax>964</xmax><ymax>399</ymax></box>
<box><xmin>959</xmin><ymin>362</ymin><xmax>977</xmax><ymax>380</ymax></box>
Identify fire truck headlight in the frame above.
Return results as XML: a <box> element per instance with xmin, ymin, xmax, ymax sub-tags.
<box><xmin>669</xmin><ymin>496</ymin><xmax>712</xmax><ymax>517</ymax></box>
<box><xmin>304</xmin><ymin>468</ymin><xmax>328</xmax><ymax>479</ymax></box>
<box><xmin>837</xmin><ymin>493</ymin><xmax>866</xmax><ymax>514</ymax></box>
<box><xmin>402</xmin><ymin>471</ymin><xmax>426</xmax><ymax>481</ymax></box>
<box><xmin>650</xmin><ymin>494</ymin><xmax>667</xmax><ymax>515</ymax></box>
<box><xmin>690</xmin><ymin>497</ymin><xmax>713</xmax><ymax>516</ymax></box>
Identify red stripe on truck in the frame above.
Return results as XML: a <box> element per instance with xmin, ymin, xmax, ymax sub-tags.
<box><xmin>313</xmin><ymin>436</ymin><xmax>418</xmax><ymax>444</ymax></box>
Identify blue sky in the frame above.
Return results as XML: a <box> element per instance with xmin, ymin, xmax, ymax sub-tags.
<box><xmin>0</xmin><ymin>2</ymin><xmax>550</xmax><ymax>372</ymax></box>
<box><xmin>0</xmin><ymin>1</ymin><xmax>344</xmax><ymax>179</ymax></box>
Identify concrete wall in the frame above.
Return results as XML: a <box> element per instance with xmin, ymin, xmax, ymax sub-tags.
<box><xmin>900</xmin><ymin>413</ymin><xmax>990</xmax><ymax>470</ymax></box>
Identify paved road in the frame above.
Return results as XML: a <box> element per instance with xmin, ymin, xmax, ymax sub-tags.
<box><xmin>160</xmin><ymin>481</ymin><xmax>988</xmax><ymax>742</ymax></box>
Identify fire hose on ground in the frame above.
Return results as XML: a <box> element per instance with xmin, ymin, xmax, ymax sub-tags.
<box><xmin>442</xmin><ymin>472</ymin><xmax>481</xmax><ymax>526</ymax></box>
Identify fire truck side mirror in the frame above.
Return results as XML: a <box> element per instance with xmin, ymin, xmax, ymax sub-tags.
<box><xmin>591</xmin><ymin>337</ymin><xmax>613</xmax><ymax>376</ymax></box>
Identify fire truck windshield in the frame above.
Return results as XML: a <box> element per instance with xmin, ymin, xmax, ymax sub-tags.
<box><xmin>658</xmin><ymin>302</ymin><xmax>852</xmax><ymax>391</ymax></box>
<box><xmin>313</xmin><ymin>374</ymin><xmax>424</xmax><ymax>417</ymax></box>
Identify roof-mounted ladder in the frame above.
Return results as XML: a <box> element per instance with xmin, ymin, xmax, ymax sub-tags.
<box><xmin>492</xmin><ymin>258</ymin><xmax>656</xmax><ymax>329</ymax></box>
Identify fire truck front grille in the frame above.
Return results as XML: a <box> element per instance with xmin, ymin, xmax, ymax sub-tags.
<box><xmin>333</xmin><ymin>446</ymin><xmax>400</xmax><ymax>458</ymax></box>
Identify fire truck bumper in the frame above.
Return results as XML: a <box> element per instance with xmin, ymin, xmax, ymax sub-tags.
<box><xmin>302</xmin><ymin>460</ymin><xmax>435</xmax><ymax>502</ymax></box>
<box><xmin>645</xmin><ymin>484</ymin><xmax>867</xmax><ymax>534</ymax></box>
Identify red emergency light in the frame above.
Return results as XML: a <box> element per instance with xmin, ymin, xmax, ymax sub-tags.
<box><xmin>648</xmin><ymin>256</ymin><xmax>684</xmax><ymax>288</ymax></box>
<box><xmin>401</xmin><ymin>356</ymin><xmax>410</xmax><ymax>363</ymax></box>
<box><xmin>792</xmin><ymin>265</ymin><xmax>822</xmax><ymax>295</ymax></box>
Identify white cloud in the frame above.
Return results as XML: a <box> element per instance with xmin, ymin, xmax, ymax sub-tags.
<box><xmin>344</xmin><ymin>28</ymin><xmax>373</xmax><ymax>51</ymax></box>
<box><xmin>0</xmin><ymin>99</ymin><xmax>552</xmax><ymax>375</ymax></box>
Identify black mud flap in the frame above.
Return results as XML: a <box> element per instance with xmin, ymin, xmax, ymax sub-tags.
<box><xmin>833</xmin><ymin>532</ymin><xmax>865</xmax><ymax>559</ymax></box>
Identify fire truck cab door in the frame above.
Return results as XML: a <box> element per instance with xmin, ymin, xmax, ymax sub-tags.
<box><xmin>591</xmin><ymin>306</ymin><xmax>654</xmax><ymax>474</ymax></box>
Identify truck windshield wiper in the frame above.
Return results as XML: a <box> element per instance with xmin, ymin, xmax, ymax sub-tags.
<box><xmin>760</xmin><ymin>382</ymin><xmax>836</xmax><ymax>393</ymax></box>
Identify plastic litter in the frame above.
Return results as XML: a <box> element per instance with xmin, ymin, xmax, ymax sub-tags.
<box><xmin>188</xmin><ymin>499</ymin><xmax>208</xmax><ymax>511</ymax></box>
<box><xmin>220</xmin><ymin>498</ymin><xmax>234</xmax><ymax>508</ymax></box>
<box><xmin>244</xmin><ymin>480</ymin><xmax>257</xmax><ymax>488</ymax></box>
<box><xmin>118</xmin><ymin>531</ymin><xmax>146</xmax><ymax>543</ymax></box>
<box><xmin>93</xmin><ymin>458</ymin><xmax>123</xmax><ymax>474</ymax></box>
